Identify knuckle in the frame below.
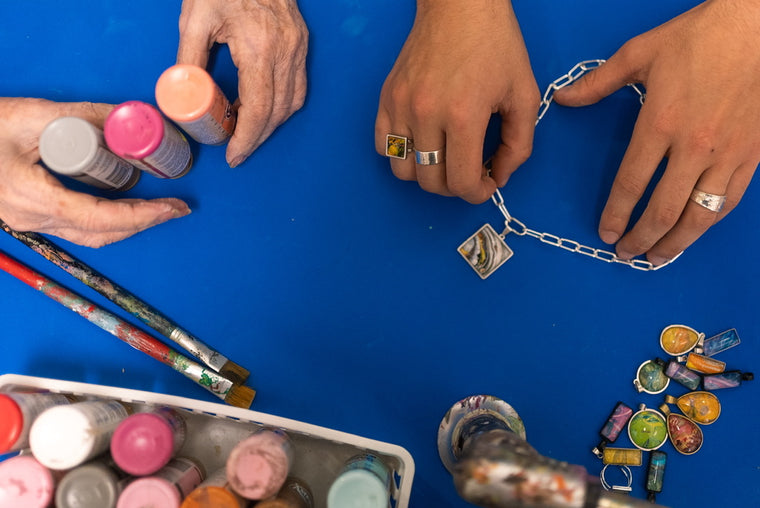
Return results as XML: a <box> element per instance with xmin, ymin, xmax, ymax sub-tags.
<box><xmin>650</xmin><ymin>202</ymin><xmax>682</xmax><ymax>230</ymax></box>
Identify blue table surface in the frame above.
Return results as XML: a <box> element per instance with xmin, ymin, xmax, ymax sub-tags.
<box><xmin>1</xmin><ymin>2</ymin><xmax>758</xmax><ymax>507</ymax></box>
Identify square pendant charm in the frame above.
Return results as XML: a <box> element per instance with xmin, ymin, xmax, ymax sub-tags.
<box><xmin>386</xmin><ymin>134</ymin><xmax>410</xmax><ymax>159</ymax></box>
<box><xmin>458</xmin><ymin>224</ymin><xmax>513</xmax><ymax>279</ymax></box>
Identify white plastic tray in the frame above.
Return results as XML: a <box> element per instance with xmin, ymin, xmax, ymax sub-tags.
<box><xmin>0</xmin><ymin>374</ymin><xmax>414</xmax><ymax>508</ymax></box>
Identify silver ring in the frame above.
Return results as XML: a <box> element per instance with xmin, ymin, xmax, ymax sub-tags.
<box><xmin>690</xmin><ymin>188</ymin><xmax>726</xmax><ymax>213</ymax></box>
<box><xmin>385</xmin><ymin>134</ymin><xmax>413</xmax><ymax>160</ymax></box>
<box><xmin>415</xmin><ymin>149</ymin><xmax>445</xmax><ymax>165</ymax></box>
<box><xmin>600</xmin><ymin>464</ymin><xmax>633</xmax><ymax>492</ymax></box>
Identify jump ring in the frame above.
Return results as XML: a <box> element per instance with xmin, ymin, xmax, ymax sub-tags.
<box><xmin>690</xmin><ymin>188</ymin><xmax>726</xmax><ymax>213</ymax></box>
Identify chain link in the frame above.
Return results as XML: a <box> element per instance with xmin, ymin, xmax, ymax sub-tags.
<box><xmin>491</xmin><ymin>60</ymin><xmax>678</xmax><ymax>271</ymax></box>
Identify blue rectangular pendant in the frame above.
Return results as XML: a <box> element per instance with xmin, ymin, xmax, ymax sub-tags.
<box><xmin>458</xmin><ymin>224</ymin><xmax>513</xmax><ymax>279</ymax></box>
<box><xmin>701</xmin><ymin>328</ymin><xmax>740</xmax><ymax>356</ymax></box>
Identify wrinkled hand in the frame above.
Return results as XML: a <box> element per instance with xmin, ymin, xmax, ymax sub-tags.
<box><xmin>554</xmin><ymin>0</ymin><xmax>760</xmax><ymax>265</ymax></box>
<box><xmin>375</xmin><ymin>0</ymin><xmax>539</xmax><ymax>204</ymax></box>
<box><xmin>177</xmin><ymin>0</ymin><xmax>308</xmax><ymax>167</ymax></box>
<box><xmin>0</xmin><ymin>98</ymin><xmax>190</xmax><ymax>247</ymax></box>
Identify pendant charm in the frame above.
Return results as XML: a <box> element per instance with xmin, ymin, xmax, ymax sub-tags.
<box><xmin>659</xmin><ymin>404</ymin><xmax>704</xmax><ymax>455</ymax></box>
<box><xmin>592</xmin><ymin>401</ymin><xmax>634</xmax><ymax>457</ymax></box>
<box><xmin>633</xmin><ymin>359</ymin><xmax>670</xmax><ymax>394</ymax></box>
<box><xmin>664</xmin><ymin>391</ymin><xmax>721</xmax><ymax>425</ymax></box>
<box><xmin>660</xmin><ymin>324</ymin><xmax>704</xmax><ymax>356</ymax></box>
<box><xmin>458</xmin><ymin>224</ymin><xmax>513</xmax><ymax>279</ymax></box>
<box><xmin>601</xmin><ymin>447</ymin><xmax>642</xmax><ymax>466</ymax></box>
<box><xmin>627</xmin><ymin>404</ymin><xmax>668</xmax><ymax>451</ymax></box>
<box><xmin>679</xmin><ymin>352</ymin><xmax>726</xmax><ymax>375</ymax></box>
<box><xmin>663</xmin><ymin>359</ymin><xmax>702</xmax><ymax>391</ymax></box>
<box><xmin>645</xmin><ymin>450</ymin><xmax>667</xmax><ymax>503</ymax></box>
<box><xmin>701</xmin><ymin>328</ymin><xmax>740</xmax><ymax>357</ymax></box>
<box><xmin>703</xmin><ymin>370</ymin><xmax>754</xmax><ymax>390</ymax></box>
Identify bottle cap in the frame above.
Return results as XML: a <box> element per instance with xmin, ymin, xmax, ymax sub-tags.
<box><xmin>55</xmin><ymin>462</ymin><xmax>121</xmax><ymax>508</ymax></box>
<box><xmin>0</xmin><ymin>455</ymin><xmax>56</xmax><ymax>508</ymax></box>
<box><xmin>39</xmin><ymin>117</ymin><xmax>100</xmax><ymax>175</ymax></box>
<box><xmin>105</xmin><ymin>101</ymin><xmax>165</xmax><ymax>160</ymax></box>
<box><xmin>111</xmin><ymin>412</ymin><xmax>176</xmax><ymax>476</ymax></box>
<box><xmin>327</xmin><ymin>469</ymin><xmax>389</xmax><ymax>508</ymax></box>
<box><xmin>117</xmin><ymin>478</ymin><xmax>180</xmax><ymax>508</ymax></box>
<box><xmin>0</xmin><ymin>394</ymin><xmax>22</xmax><ymax>452</ymax></box>
<box><xmin>155</xmin><ymin>64</ymin><xmax>216</xmax><ymax>122</ymax></box>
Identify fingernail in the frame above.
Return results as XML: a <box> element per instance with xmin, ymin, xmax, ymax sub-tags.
<box><xmin>599</xmin><ymin>229</ymin><xmax>620</xmax><ymax>244</ymax></box>
<box><xmin>648</xmin><ymin>255</ymin><xmax>669</xmax><ymax>266</ymax></box>
<box><xmin>616</xmin><ymin>249</ymin><xmax>634</xmax><ymax>260</ymax></box>
<box><xmin>228</xmin><ymin>155</ymin><xmax>244</xmax><ymax>168</ymax></box>
<box><xmin>173</xmin><ymin>206</ymin><xmax>191</xmax><ymax>218</ymax></box>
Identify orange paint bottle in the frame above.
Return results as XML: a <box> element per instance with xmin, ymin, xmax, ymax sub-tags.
<box><xmin>155</xmin><ymin>64</ymin><xmax>236</xmax><ymax>145</ymax></box>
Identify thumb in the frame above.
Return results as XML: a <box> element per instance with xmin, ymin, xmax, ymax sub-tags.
<box><xmin>553</xmin><ymin>55</ymin><xmax>638</xmax><ymax>108</ymax></box>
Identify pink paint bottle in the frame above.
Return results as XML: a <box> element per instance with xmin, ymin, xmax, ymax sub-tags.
<box><xmin>226</xmin><ymin>428</ymin><xmax>294</xmax><ymax>500</ymax></box>
<box><xmin>29</xmin><ymin>400</ymin><xmax>130</xmax><ymax>470</ymax></box>
<box><xmin>0</xmin><ymin>391</ymin><xmax>76</xmax><ymax>453</ymax></box>
<box><xmin>0</xmin><ymin>455</ymin><xmax>58</xmax><ymax>508</ymax></box>
<box><xmin>111</xmin><ymin>406</ymin><xmax>188</xmax><ymax>476</ymax></box>
<box><xmin>104</xmin><ymin>101</ymin><xmax>193</xmax><ymax>179</ymax></box>
<box><xmin>116</xmin><ymin>456</ymin><xmax>206</xmax><ymax>508</ymax></box>
<box><xmin>155</xmin><ymin>64</ymin><xmax>236</xmax><ymax>145</ymax></box>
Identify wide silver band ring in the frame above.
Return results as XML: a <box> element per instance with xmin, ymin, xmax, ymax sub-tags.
<box><xmin>690</xmin><ymin>189</ymin><xmax>726</xmax><ymax>213</ymax></box>
<box><xmin>415</xmin><ymin>149</ymin><xmax>445</xmax><ymax>165</ymax></box>
<box><xmin>385</xmin><ymin>134</ymin><xmax>414</xmax><ymax>160</ymax></box>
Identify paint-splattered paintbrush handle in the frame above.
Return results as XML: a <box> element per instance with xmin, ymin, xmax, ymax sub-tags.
<box><xmin>0</xmin><ymin>222</ymin><xmax>229</xmax><ymax>372</ymax></box>
<box><xmin>0</xmin><ymin>250</ymin><xmax>233</xmax><ymax>400</ymax></box>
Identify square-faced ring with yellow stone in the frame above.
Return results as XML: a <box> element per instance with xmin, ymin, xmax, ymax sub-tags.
<box><xmin>386</xmin><ymin>134</ymin><xmax>412</xmax><ymax>159</ymax></box>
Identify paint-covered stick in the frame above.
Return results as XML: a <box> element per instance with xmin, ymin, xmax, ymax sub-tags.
<box><xmin>0</xmin><ymin>221</ymin><xmax>249</xmax><ymax>386</ymax></box>
<box><xmin>0</xmin><ymin>250</ymin><xmax>254</xmax><ymax>409</ymax></box>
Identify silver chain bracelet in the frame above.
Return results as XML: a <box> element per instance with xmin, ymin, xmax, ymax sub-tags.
<box><xmin>458</xmin><ymin>60</ymin><xmax>680</xmax><ymax>279</ymax></box>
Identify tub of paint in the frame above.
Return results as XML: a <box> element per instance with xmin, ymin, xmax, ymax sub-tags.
<box><xmin>0</xmin><ymin>374</ymin><xmax>414</xmax><ymax>508</ymax></box>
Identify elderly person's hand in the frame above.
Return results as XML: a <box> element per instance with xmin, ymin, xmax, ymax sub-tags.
<box><xmin>0</xmin><ymin>98</ymin><xmax>190</xmax><ymax>247</ymax></box>
<box><xmin>554</xmin><ymin>0</ymin><xmax>760</xmax><ymax>265</ymax></box>
<box><xmin>177</xmin><ymin>0</ymin><xmax>309</xmax><ymax>168</ymax></box>
<box><xmin>375</xmin><ymin>0</ymin><xmax>539</xmax><ymax>204</ymax></box>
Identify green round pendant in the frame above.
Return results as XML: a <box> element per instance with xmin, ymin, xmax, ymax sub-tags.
<box><xmin>628</xmin><ymin>405</ymin><xmax>668</xmax><ymax>451</ymax></box>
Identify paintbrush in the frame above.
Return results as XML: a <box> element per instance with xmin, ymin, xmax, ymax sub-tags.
<box><xmin>0</xmin><ymin>249</ymin><xmax>255</xmax><ymax>409</ymax></box>
<box><xmin>0</xmin><ymin>221</ymin><xmax>249</xmax><ymax>386</ymax></box>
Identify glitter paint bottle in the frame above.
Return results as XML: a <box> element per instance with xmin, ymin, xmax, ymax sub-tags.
<box><xmin>255</xmin><ymin>476</ymin><xmax>314</xmax><ymax>508</ymax></box>
<box><xmin>117</xmin><ymin>456</ymin><xmax>206</xmax><ymax>508</ymax></box>
<box><xmin>105</xmin><ymin>101</ymin><xmax>193</xmax><ymax>179</ymax></box>
<box><xmin>179</xmin><ymin>468</ymin><xmax>247</xmax><ymax>508</ymax></box>
<box><xmin>29</xmin><ymin>400</ymin><xmax>131</xmax><ymax>470</ymax></box>
<box><xmin>0</xmin><ymin>455</ymin><xmax>60</xmax><ymax>508</ymax></box>
<box><xmin>55</xmin><ymin>460</ymin><xmax>132</xmax><ymax>508</ymax></box>
<box><xmin>111</xmin><ymin>406</ymin><xmax>188</xmax><ymax>476</ymax></box>
<box><xmin>327</xmin><ymin>453</ymin><xmax>392</xmax><ymax>508</ymax></box>
<box><xmin>39</xmin><ymin>116</ymin><xmax>140</xmax><ymax>191</ymax></box>
<box><xmin>155</xmin><ymin>64</ymin><xmax>236</xmax><ymax>145</ymax></box>
<box><xmin>0</xmin><ymin>391</ymin><xmax>76</xmax><ymax>453</ymax></box>
<box><xmin>226</xmin><ymin>428</ymin><xmax>294</xmax><ymax>500</ymax></box>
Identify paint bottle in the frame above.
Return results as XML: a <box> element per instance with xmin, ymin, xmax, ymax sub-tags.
<box><xmin>327</xmin><ymin>453</ymin><xmax>391</xmax><ymax>508</ymax></box>
<box><xmin>0</xmin><ymin>391</ymin><xmax>76</xmax><ymax>453</ymax></box>
<box><xmin>104</xmin><ymin>101</ymin><xmax>193</xmax><ymax>179</ymax></box>
<box><xmin>55</xmin><ymin>459</ymin><xmax>132</xmax><ymax>508</ymax></box>
<box><xmin>29</xmin><ymin>399</ymin><xmax>131</xmax><ymax>470</ymax></box>
<box><xmin>111</xmin><ymin>406</ymin><xmax>188</xmax><ymax>476</ymax></box>
<box><xmin>226</xmin><ymin>428</ymin><xmax>294</xmax><ymax>500</ymax></box>
<box><xmin>0</xmin><ymin>455</ymin><xmax>59</xmax><ymax>508</ymax></box>
<box><xmin>255</xmin><ymin>476</ymin><xmax>314</xmax><ymax>508</ymax></box>
<box><xmin>179</xmin><ymin>467</ymin><xmax>247</xmax><ymax>508</ymax></box>
<box><xmin>155</xmin><ymin>64</ymin><xmax>236</xmax><ymax>145</ymax></box>
<box><xmin>117</xmin><ymin>456</ymin><xmax>206</xmax><ymax>508</ymax></box>
<box><xmin>39</xmin><ymin>116</ymin><xmax>140</xmax><ymax>191</ymax></box>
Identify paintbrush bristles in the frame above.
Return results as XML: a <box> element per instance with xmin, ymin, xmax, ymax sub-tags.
<box><xmin>219</xmin><ymin>360</ymin><xmax>250</xmax><ymax>387</ymax></box>
<box><xmin>224</xmin><ymin>384</ymin><xmax>256</xmax><ymax>409</ymax></box>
